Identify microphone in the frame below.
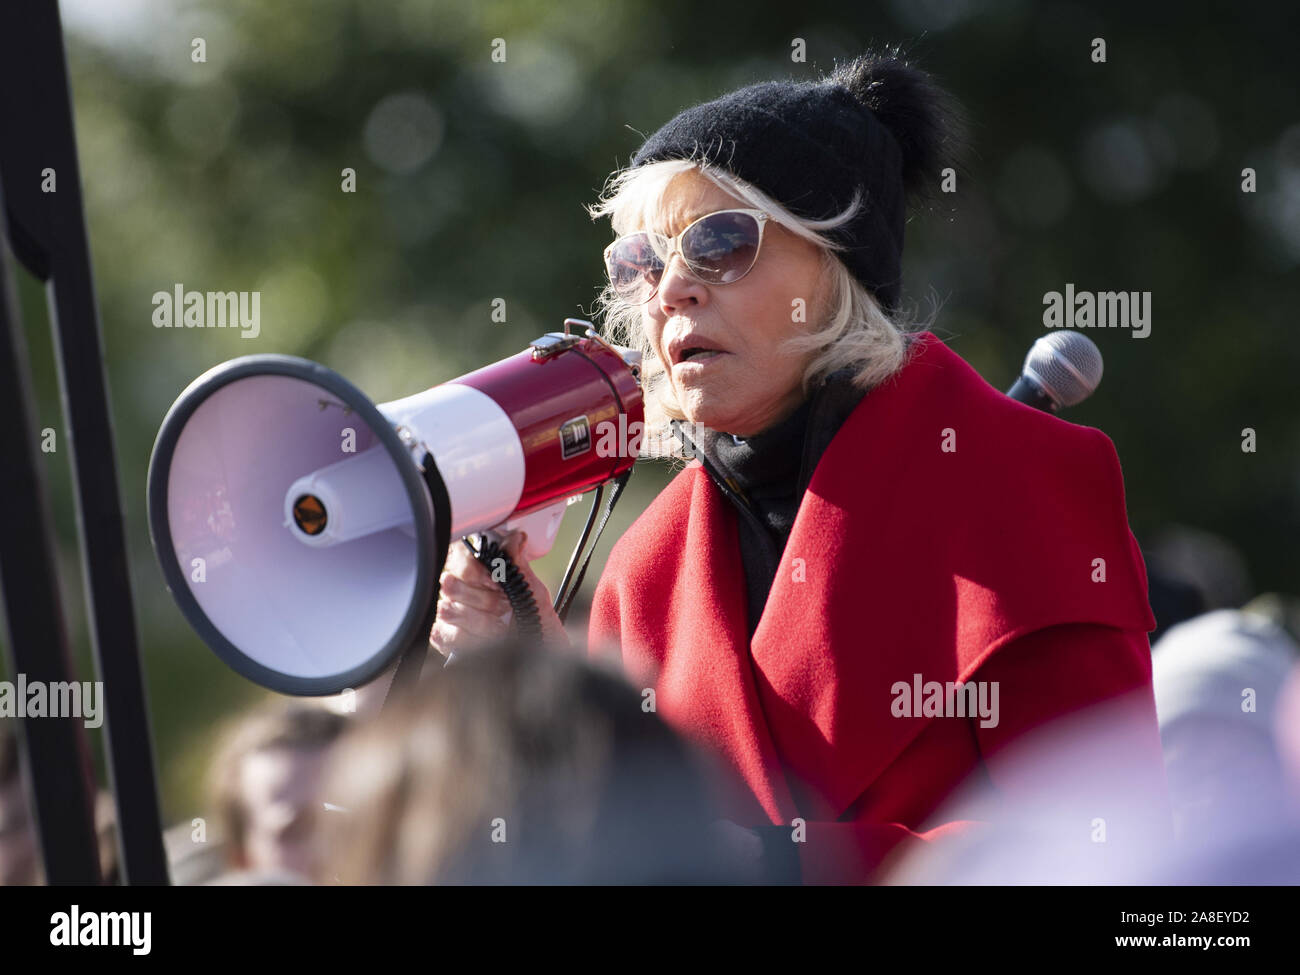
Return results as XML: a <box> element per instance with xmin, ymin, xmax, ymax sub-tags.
<box><xmin>1006</xmin><ymin>331</ymin><xmax>1103</xmax><ymax>413</ymax></box>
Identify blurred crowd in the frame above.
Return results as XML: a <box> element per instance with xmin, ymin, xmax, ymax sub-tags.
<box><xmin>2</xmin><ymin>522</ymin><xmax>1299</xmax><ymax>885</ymax></box>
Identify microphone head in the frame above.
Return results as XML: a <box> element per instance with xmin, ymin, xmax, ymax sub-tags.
<box><xmin>1023</xmin><ymin>331</ymin><xmax>1104</xmax><ymax>409</ymax></box>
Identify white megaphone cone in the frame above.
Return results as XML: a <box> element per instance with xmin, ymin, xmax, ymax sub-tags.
<box><xmin>147</xmin><ymin>322</ymin><xmax>643</xmax><ymax>695</ymax></box>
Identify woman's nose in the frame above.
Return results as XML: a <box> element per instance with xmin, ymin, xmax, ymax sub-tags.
<box><xmin>656</xmin><ymin>253</ymin><xmax>707</xmax><ymax>312</ymax></box>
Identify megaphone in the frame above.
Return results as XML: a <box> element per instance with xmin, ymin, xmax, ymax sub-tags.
<box><xmin>147</xmin><ymin>320</ymin><xmax>643</xmax><ymax>695</ymax></box>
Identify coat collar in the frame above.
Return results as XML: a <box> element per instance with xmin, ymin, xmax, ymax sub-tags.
<box><xmin>673</xmin><ymin>365</ymin><xmax>866</xmax><ymax>511</ymax></box>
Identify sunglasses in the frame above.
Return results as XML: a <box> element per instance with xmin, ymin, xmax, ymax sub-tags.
<box><xmin>603</xmin><ymin>208</ymin><xmax>771</xmax><ymax>305</ymax></box>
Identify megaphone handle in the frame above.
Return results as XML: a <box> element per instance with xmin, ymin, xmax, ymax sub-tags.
<box><xmin>494</xmin><ymin>500</ymin><xmax>568</xmax><ymax>562</ymax></box>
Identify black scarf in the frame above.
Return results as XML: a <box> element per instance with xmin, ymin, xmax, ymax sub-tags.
<box><xmin>672</xmin><ymin>367</ymin><xmax>868</xmax><ymax>640</ymax></box>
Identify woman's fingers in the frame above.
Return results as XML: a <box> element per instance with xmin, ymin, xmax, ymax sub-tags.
<box><xmin>428</xmin><ymin>532</ymin><xmax>521</xmax><ymax>657</ymax></box>
<box><xmin>428</xmin><ymin>597</ymin><xmax>509</xmax><ymax>658</ymax></box>
<box><xmin>429</xmin><ymin>616</ymin><xmax>487</xmax><ymax>658</ymax></box>
<box><xmin>436</xmin><ymin>593</ymin><xmax>510</xmax><ymax>634</ymax></box>
<box><xmin>429</xmin><ymin>529</ymin><xmax>572</xmax><ymax>656</ymax></box>
<box><xmin>442</xmin><ymin>539</ymin><xmax>501</xmax><ymax>591</ymax></box>
<box><xmin>439</xmin><ymin>570</ymin><xmax>510</xmax><ymax>614</ymax></box>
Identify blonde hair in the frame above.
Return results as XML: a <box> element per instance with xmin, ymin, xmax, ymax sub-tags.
<box><xmin>587</xmin><ymin>158</ymin><xmax>928</xmax><ymax>462</ymax></box>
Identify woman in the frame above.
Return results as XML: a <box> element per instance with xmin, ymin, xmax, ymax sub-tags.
<box><xmin>430</xmin><ymin>50</ymin><xmax>1171</xmax><ymax>883</ymax></box>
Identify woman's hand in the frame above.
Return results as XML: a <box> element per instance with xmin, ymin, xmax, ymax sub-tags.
<box><xmin>428</xmin><ymin>530</ymin><xmax>570</xmax><ymax>657</ymax></box>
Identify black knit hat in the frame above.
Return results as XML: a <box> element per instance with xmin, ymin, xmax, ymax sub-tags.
<box><xmin>630</xmin><ymin>50</ymin><xmax>964</xmax><ymax>315</ymax></box>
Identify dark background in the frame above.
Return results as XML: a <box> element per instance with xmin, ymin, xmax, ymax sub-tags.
<box><xmin>3</xmin><ymin>0</ymin><xmax>1297</xmax><ymax>819</ymax></box>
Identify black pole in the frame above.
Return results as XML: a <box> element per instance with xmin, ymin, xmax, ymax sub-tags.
<box><xmin>0</xmin><ymin>0</ymin><xmax>168</xmax><ymax>884</ymax></box>
<box><xmin>0</xmin><ymin>197</ymin><xmax>102</xmax><ymax>885</ymax></box>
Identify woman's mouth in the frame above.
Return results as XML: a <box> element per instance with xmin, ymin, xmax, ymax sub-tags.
<box><xmin>673</xmin><ymin>349</ymin><xmax>728</xmax><ymax>369</ymax></box>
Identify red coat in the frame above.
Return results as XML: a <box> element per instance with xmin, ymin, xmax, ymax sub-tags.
<box><xmin>587</xmin><ymin>330</ymin><xmax>1171</xmax><ymax>883</ymax></box>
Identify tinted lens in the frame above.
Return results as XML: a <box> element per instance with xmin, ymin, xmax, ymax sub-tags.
<box><xmin>682</xmin><ymin>211</ymin><xmax>761</xmax><ymax>283</ymax></box>
<box><xmin>606</xmin><ymin>233</ymin><xmax>665</xmax><ymax>303</ymax></box>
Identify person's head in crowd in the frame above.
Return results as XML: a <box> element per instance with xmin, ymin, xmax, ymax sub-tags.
<box><xmin>316</xmin><ymin>638</ymin><xmax>732</xmax><ymax>884</ymax></box>
<box><xmin>0</xmin><ymin>722</ymin><xmax>41</xmax><ymax>885</ymax></box>
<box><xmin>209</xmin><ymin>702</ymin><xmax>348</xmax><ymax>880</ymax></box>
<box><xmin>1142</xmin><ymin>554</ymin><xmax>1207</xmax><ymax>644</ymax></box>
<box><xmin>1273</xmin><ymin>652</ymin><xmax>1300</xmax><ymax>816</ymax></box>
<box><xmin>1151</xmin><ymin>607</ymin><xmax>1300</xmax><ymax>842</ymax></box>
<box><xmin>1141</xmin><ymin>623</ymin><xmax>1300</xmax><ymax>885</ymax></box>
<box><xmin>1145</xmin><ymin>524</ymin><xmax>1254</xmax><ymax>613</ymax></box>
<box><xmin>1243</xmin><ymin>591</ymin><xmax>1300</xmax><ymax>650</ymax></box>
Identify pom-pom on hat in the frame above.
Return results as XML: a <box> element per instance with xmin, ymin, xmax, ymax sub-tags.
<box><xmin>630</xmin><ymin>48</ymin><xmax>966</xmax><ymax>315</ymax></box>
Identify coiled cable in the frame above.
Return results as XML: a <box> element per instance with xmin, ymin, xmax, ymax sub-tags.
<box><xmin>462</xmin><ymin>535</ymin><xmax>542</xmax><ymax>640</ymax></box>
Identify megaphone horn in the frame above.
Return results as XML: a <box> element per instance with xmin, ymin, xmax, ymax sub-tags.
<box><xmin>147</xmin><ymin>321</ymin><xmax>643</xmax><ymax>695</ymax></box>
